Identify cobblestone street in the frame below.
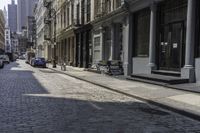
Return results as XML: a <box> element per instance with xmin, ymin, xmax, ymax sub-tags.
<box><xmin>0</xmin><ymin>60</ymin><xmax>200</xmax><ymax>133</ymax></box>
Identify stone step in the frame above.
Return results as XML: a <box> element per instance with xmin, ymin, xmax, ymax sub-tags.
<box><xmin>152</xmin><ymin>70</ymin><xmax>181</xmax><ymax>77</ymax></box>
<box><xmin>130</xmin><ymin>74</ymin><xmax>189</xmax><ymax>85</ymax></box>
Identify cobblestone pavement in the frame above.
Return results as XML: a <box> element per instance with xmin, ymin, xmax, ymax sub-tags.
<box><xmin>0</xmin><ymin>60</ymin><xmax>200</xmax><ymax>133</ymax></box>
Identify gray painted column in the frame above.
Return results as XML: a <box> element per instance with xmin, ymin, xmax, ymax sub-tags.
<box><xmin>99</xmin><ymin>26</ymin><xmax>104</xmax><ymax>60</ymax></box>
<box><xmin>115</xmin><ymin>24</ymin><xmax>121</xmax><ymax>60</ymax></box>
<box><xmin>148</xmin><ymin>3</ymin><xmax>157</xmax><ymax>70</ymax></box>
<box><xmin>184</xmin><ymin>0</ymin><xmax>196</xmax><ymax>69</ymax></box>
<box><xmin>181</xmin><ymin>0</ymin><xmax>196</xmax><ymax>82</ymax></box>
<box><xmin>111</xmin><ymin>24</ymin><xmax>115</xmax><ymax>60</ymax></box>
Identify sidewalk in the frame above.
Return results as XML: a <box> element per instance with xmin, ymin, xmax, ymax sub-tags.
<box><xmin>47</xmin><ymin>64</ymin><xmax>200</xmax><ymax>121</ymax></box>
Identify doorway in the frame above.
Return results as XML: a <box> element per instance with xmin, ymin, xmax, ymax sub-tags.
<box><xmin>159</xmin><ymin>22</ymin><xmax>185</xmax><ymax>71</ymax></box>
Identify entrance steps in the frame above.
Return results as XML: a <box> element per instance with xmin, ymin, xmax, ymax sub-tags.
<box><xmin>152</xmin><ymin>70</ymin><xmax>181</xmax><ymax>77</ymax></box>
<box><xmin>128</xmin><ymin>74</ymin><xmax>189</xmax><ymax>85</ymax></box>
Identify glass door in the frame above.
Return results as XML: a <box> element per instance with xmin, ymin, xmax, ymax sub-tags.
<box><xmin>159</xmin><ymin>22</ymin><xmax>183</xmax><ymax>71</ymax></box>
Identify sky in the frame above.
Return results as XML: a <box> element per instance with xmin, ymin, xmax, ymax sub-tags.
<box><xmin>0</xmin><ymin>0</ymin><xmax>17</xmax><ymax>10</ymax></box>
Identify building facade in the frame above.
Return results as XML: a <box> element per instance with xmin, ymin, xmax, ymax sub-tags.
<box><xmin>18</xmin><ymin>27</ymin><xmax>28</xmax><ymax>54</ymax></box>
<box><xmin>55</xmin><ymin>0</ymin><xmax>76</xmax><ymax>66</ymax></box>
<box><xmin>27</xmin><ymin>16</ymin><xmax>36</xmax><ymax>50</ymax></box>
<box><xmin>8</xmin><ymin>0</ymin><xmax>17</xmax><ymax>32</ymax></box>
<box><xmin>0</xmin><ymin>10</ymin><xmax>5</xmax><ymax>54</ymax></box>
<box><xmin>91</xmin><ymin>0</ymin><xmax>124</xmax><ymax>67</ymax></box>
<box><xmin>74</xmin><ymin>0</ymin><xmax>92</xmax><ymax>68</ymax></box>
<box><xmin>34</xmin><ymin>0</ymin><xmax>48</xmax><ymax>58</ymax></box>
<box><xmin>5</xmin><ymin>27</ymin><xmax>12</xmax><ymax>53</ymax></box>
<box><xmin>17</xmin><ymin>0</ymin><xmax>38</xmax><ymax>32</ymax></box>
<box><xmin>121</xmin><ymin>0</ymin><xmax>200</xmax><ymax>83</ymax></box>
<box><xmin>10</xmin><ymin>32</ymin><xmax>19</xmax><ymax>54</ymax></box>
<box><xmin>36</xmin><ymin>0</ymin><xmax>200</xmax><ymax>83</ymax></box>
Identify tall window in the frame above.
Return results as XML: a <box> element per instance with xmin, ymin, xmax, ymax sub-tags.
<box><xmin>76</xmin><ymin>4</ymin><xmax>80</xmax><ymax>25</ymax></box>
<box><xmin>94</xmin><ymin>0</ymin><xmax>101</xmax><ymax>18</ymax></box>
<box><xmin>94</xmin><ymin>36</ymin><xmax>101</xmax><ymax>61</ymax></box>
<box><xmin>61</xmin><ymin>13</ymin><xmax>63</xmax><ymax>28</ymax></box>
<box><xmin>134</xmin><ymin>8</ymin><xmax>150</xmax><ymax>57</ymax></box>
<box><xmin>64</xmin><ymin>7</ymin><xmax>66</xmax><ymax>27</ymax></box>
<box><xmin>86</xmin><ymin>0</ymin><xmax>91</xmax><ymax>22</ymax></box>
<box><xmin>81</xmin><ymin>0</ymin><xmax>85</xmax><ymax>24</ymax></box>
<box><xmin>71</xmin><ymin>4</ymin><xmax>74</xmax><ymax>24</ymax></box>
<box><xmin>67</xmin><ymin>7</ymin><xmax>70</xmax><ymax>26</ymax></box>
<box><xmin>105</xmin><ymin>0</ymin><xmax>111</xmax><ymax>13</ymax></box>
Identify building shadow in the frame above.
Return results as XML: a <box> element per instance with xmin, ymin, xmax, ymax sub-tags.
<box><xmin>0</xmin><ymin>63</ymin><xmax>199</xmax><ymax>133</ymax></box>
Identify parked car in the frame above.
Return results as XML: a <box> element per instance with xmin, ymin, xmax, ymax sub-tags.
<box><xmin>0</xmin><ymin>58</ymin><xmax>4</xmax><ymax>69</ymax></box>
<box><xmin>0</xmin><ymin>55</ymin><xmax>10</xmax><ymax>64</ymax></box>
<box><xmin>31</xmin><ymin>57</ymin><xmax>46</xmax><ymax>68</ymax></box>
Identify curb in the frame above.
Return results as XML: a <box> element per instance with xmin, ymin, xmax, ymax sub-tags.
<box><xmin>48</xmin><ymin>67</ymin><xmax>200</xmax><ymax>121</ymax></box>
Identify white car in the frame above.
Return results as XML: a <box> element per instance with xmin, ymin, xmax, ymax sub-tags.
<box><xmin>0</xmin><ymin>55</ymin><xmax>10</xmax><ymax>64</ymax></box>
<box><xmin>0</xmin><ymin>58</ymin><xmax>4</xmax><ymax>68</ymax></box>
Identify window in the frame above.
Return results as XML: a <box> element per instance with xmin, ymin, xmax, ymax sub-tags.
<box><xmin>67</xmin><ymin>7</ymin><xmax>70</xmax><ymax>26</ymax></box>
<box><xmin>134</xmin><ymin>8</ymin><xmax>150</xmax><ymax>57</ymax></box>
<box><xmin>195</xmin><ymin>0</ymin><xmax>200</xmax><ymax>57</ymax></box>
<box><xmin>94</xmin><ymin>37</ymin><xmax>100</xmax><ymax>46</ymax></box>
<box><xmin>71</xmin><ymin>4</ymin><xmax>74</xmax><ymax>24</ymax></box>
<box><xmin>93</xmin><ymin>36</ymin><xmax>101</xmax><ymax>61</ymax></box>
<box><xmin>94</xmin><ymin>0</ymin><xmax>101</xmax><ymax>18</ymax></box>
<box><xmin>81</xmin><ymin>0</ymin><xmax>85</xmax><ymax>24</ymax></box>
<box><xmin>115</xmin><ymin>0</ymin><xmax>121</xmax><ymax>9</ymax></box>
<box><xmin>105</xmin><ymin>0</ymin><xmax>111</xmax><ymax>13</ymax></box>
<box><xmin>76</xmin><ymin>4</ymin><xmax>80</xmax><ymax>25</ymax></box>
<box><xmin>86</xmin><ymin>0</ymin><xmax>91</xmax><ymax>22</ymax></box>
<box><xmin>64</xmin><ymin>6</ymin><xmax>66</xmax><ymax>27</ymax></box>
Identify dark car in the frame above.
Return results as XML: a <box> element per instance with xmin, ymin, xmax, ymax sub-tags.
<box><xmin>31</xmin><ymin>57</ymin><xmax>46</xmax><ymax>68</ymax></box>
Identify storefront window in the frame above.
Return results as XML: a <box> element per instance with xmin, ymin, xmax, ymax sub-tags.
<box><xmin>160</xmin><ymin>0</ymin><xmax>187</xmax><ymax>25</ymax></box>
<box><xmin>195</xmin><ymin>0</ymin><xmax>200</xmax><ymax>57</ymax></box>
<box><xmin>94</xmin><ymin>36</ymin><xmax>101</xmax><ymax>61</ymax></box>
<box><xmin>134</xmin><ymin>8</ymin><xmax>150</xmax><ymax>57</ymax></box>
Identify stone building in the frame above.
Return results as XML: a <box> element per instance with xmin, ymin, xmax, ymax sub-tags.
<box><xmin>18</xmin><ymin>27</ymin><xmax>28</xmax><ymax>54</ymax></box>
<box><xmin>0</xmin><ymin>10</ymin><xmax>5</xmax><ymax>54</ymax></box>
<box><xmin>122</xmin><ymin>0</ymin><xmax>200</xmax><ymax>83</ymax></box>
<box><xmin>91</xmin><ymin>0</ymin><xmax>124</xmax><ymax>66</ymax></box>
<box><xmin>5</xmin><ymin>27</ymin><xmax>11</xmax><ymax>53</ymax></box>
<box><xmin>55</xmin><ymin>0</ymin><xmax>76</xmax><ymax>66</ymax></box>
<box><xmin>17</xmin><ymin>0</ymin><xmax>38</xmax><ymax>32</ymax></box>
<box><xmin>27</xmin><ymin>16</ymin><xmax>36</xmax><ymax>51</ymax></box>
<box><xmin>36</xmin><ymin>0</ymin><xmax>200</xmax><ymax>83</ymax></box>
<box><xmin>74</xmin><ymin>0</ymin><xmax>92</xmax><ymax>68</ymax></box>
<box><xmin>34</xmin><ymin>0</ymin><xmax>49</xmax><ymax>59</ymax></box>
<box><xmin>8</xmin><ymin>0</ymin><xmax>17</xmax><ymax>32</ymax></box>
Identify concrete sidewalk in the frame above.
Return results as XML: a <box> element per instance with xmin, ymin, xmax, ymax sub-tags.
<box><xmin>47</xmin><ymin>64</ymin><xmax>200</xmax><ymax>121</ymax></box>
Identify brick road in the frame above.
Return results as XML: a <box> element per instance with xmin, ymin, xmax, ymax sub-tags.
<box><xmin>0</xmin><ymin>60</ymin><xmax>200</xmax><ymax>133</ymax></box>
